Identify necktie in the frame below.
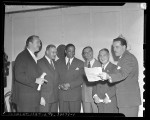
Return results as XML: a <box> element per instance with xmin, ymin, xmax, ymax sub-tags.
<box><xmin>50</xmin><ymin>60</ymin><xmax>55</xmax><ymax>70</ymax></box>
<box><xmin>87</xmin><ymin>61</ymin><xmax>91</xmax><ymax>68</ymax></box>
<box><xmin>67</xmin><ymin>58</ymin><xmax>70</xmax><ymax>70</ymax></box>
<box><xmin>102</xmin><ymin>65</ymin><xmax>105</xmax><ymax>71</ymax></box>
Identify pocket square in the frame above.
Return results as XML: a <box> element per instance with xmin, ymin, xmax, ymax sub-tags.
<box><xmin>75</xmin><ymin>67</ymin><xmax>79</xmax><ymax>70</ymax></box>
<box><xmin>117</xmin><ymin>66</ymin><xmax>121</xmax><ymax>70</ymax></box>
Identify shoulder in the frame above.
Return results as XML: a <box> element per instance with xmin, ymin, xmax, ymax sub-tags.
<box><xmin>94</xmin><ymin>59</ymin><xmax>101</xmax><ymax>66</ymax></box>
<box><xmin>109</xmin><ymin>62</ymin><xmax>117</xmax><ymax>69</ymax></box>
<box><xmin>37</xmin><ymin>57</ymin><xmax>44</xmax><ymax>64</ymax></box>
<box><xmin>123</xmin><ymin>51</ymin><xmax>138</xmax><ymax>64</ymax></box>
<box><xmin>15</xmin><ymin>49</ymin><xmax>27</xmax><ymax>61</ymax></box>
<box><xmin>74</xmin><ymin>57</ymin><xmax>84</xmax><ymax>64</ymax></box>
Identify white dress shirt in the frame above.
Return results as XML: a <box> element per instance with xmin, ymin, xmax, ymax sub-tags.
<box><xmin>102</xmin><ymin>61</ymin><xmax>110</xmax><ymax>70</ymax></box>
<box><xmin>65</xmin><ymin>57</ymin><xmax>74</xmax><ymax>65</ymax></box>
<box><xmin>45</xmin><ymin>55</ymin><xmax>55</xmax><ymax>69</ymax></box>
<box><xmin>27</xmin><ymin>48</ymin><xmax>37</xmax><ymax>63</ymax></box>
<box><xmin>87</xmin><ymin>58</ymin><xmax>95</xmax><ymax>67</ymax></box>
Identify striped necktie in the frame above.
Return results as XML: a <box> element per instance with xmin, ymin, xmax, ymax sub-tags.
<box><xmin>50</xmin><ymin>60</ymin><xmax>55</xmax><ymax>70</ymax></box>
<box><xmin>67</xmin><ymin>58</ymin><xmax>70</xmax><ymax>70</ymax></box>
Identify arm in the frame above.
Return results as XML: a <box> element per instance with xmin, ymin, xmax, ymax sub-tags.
<box><xmin>105</xmin><ymin>85</ymin><xmax>116</xmax><ymax>98</ymax></box>
<box><xmin>109</xmin><ymin>56</ymin><xmax>135</xmax><ymax>83</ymax></box>
<box><xmin>14</xmin><ymin>56</ymin><xmax>38</xmax><ymax>89</ymax></box>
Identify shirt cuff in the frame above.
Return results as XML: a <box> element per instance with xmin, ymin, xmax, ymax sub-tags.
<box><xmin>108</xmin><ymin>75</ymin><xmax>112</xmax><ymax>83</ymax></box>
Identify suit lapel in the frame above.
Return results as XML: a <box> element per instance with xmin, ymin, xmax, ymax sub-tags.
<box><xmin>43</xmin><ymin>57</ymin><xmax>55</xmax><ymax>72</ymax></box>
<box><xmin>69</xmin><ymin>57</ymin><xmax>77</xmax><ymax>70</ymax></box>
<box><xmin>104</xmin><ymin>62</ymin><xmax>112</xmax><ymax>73</ymax></box>
<box><xmin>25</xmin><ymin>49</ymin><xmax>37</xmax><ymax>66</ymax></box>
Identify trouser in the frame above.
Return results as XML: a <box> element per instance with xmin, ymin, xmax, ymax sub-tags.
<box><xmin>119</xmin><ymin>106</ymin><xmax>139</xmax><ymax>117</ymax></box>
<box><xmin>82</xmin><ymin>101</ymin><xmax>98</xmax><ymax>113</ymax></box>
<box><xmin>40</xmin><ymin>102</ymin><xmax>58</xmax><ymax>112</ymax></box>
<box><xmin>59</xmin><ymin>100</ymin><xmax>81</xmax><ymax>113</ymax></box>
<box><xmin>17</xmin><ymin>105</ymin><xmax>39</xmax><ymax>112</ymax></box>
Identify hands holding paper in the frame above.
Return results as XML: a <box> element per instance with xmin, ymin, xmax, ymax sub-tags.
<box><xmin>58</xmin><ymin>83</ymin><xmax>70</xmax><ymax>91</ymax></box>
<box><xmin>93</xmin><ymin>94</ymin><xmax>103</xmax><ymax>104</ymax></box>
<box><xmin>40</xmin><ymin>97</ymin><xmax>46</xmax><ymax>106</ymax></box>
<box><xmin>98</xmin><ymin>72</ymin><xmax>112</xmax><ymax>83</ymax></box>
<box><xmin>35</xmin><ymin>72</ymin><xmax>48</xmax><ymax>91</ymax></box>
<box><xmin>93</xmin><ymin>93</ymin><xmax>111</xmax><ymax>104</ymax></box>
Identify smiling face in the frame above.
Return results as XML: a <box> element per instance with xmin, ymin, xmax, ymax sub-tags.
<box><xmin>83</xmin><ymin>47</ymin><xmax>93</xmax><ymax>62</ymax></box>
<box><xmin>65</xmin><ymin>46</ymin><xmax>75</xmax><ymax>58</ymax></box>
<box><xmin>113</xmin><ymin>41</ymin><xmax>126</xmax><ymax>57</ymax></box>
<box><xmin>98</xmin><ymin>50</ymin><xmax>109</xmax><ymax>65</ymax></box>
<box><xmin>46</xmin><ymin>47</ymin><xmax>57</xmax><ymax>60</ymax></box>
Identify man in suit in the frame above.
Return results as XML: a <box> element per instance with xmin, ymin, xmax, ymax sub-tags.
<box><xmin>56</xmin><ymin>44</ymin><xmax>84</xmax><ymax>113</ymax></box>
<box><xmin>14</xmin><ymin>35</ymin><xmax>47</xmax><ymax>112</ymax></box>
<box><xmin>38</xmin><ymin>44</ymin><xmax>59</xmax><ymax>112</ymax></box>
<box><xmin>99</xmin><ymin>37</ymin><xmax>141</xmax><ymax>117</ymax></box>
<box><xmin>92</xmin><ymin>48</ymin><xmax>118</xmax><ymax>113</ymax></box>
<box><xmin>81</xmin><ymin>46</ymin><xmax>99</xmax><ymax>113</ymax></box>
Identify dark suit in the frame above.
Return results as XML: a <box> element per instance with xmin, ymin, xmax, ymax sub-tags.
<box><xmin>13</xmin><ymin>49</ymin><xmax>41</xmax><ymax>112</ymax></box>
<box><xmin>56</xmin><ymin>57</ymin><xmax>84</xmax><ymax>112</ymax></box>
<box><xmin>93</xmin><ymin>62</ymin><xmax>118</xmax><ymax>113</ymax></box>
<box><xmin>38</xmin><ymin>56</ymin><xmax>59</xmax><ymax>112</ymax></box>
<box><xmin>109</xmin><ymin>50</ymin><xmax>141</xmax><ymax>117</ymax></box>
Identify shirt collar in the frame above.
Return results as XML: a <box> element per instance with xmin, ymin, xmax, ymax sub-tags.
<box><xmin>45</xmin><ymin>55</ymin><xmax>51</xmax><ymax>64</ymax></box>
<box><xmin>65</xmin><ymin>57</ymin><xmax>74</xmax><ymax>64</ymax></box>
<box><xmin>27</xmin><ymin>48</ymin><xmax>37</xmax><ymax>63</ymax></box>
<box><xmin>87</xmin><ymin>58</ymin><xmax>95</xmax><ymax>67</ymax></box>
<box><xmin>102</xmin><ymin>61</ymin><xmax>110</xmax><ymax>70</ymax></box>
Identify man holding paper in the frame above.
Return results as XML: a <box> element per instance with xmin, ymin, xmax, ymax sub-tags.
<box><xmin>99</xmin><ymin>37</ymin><xmax>141</xmax><ymax>117</ymax></box>
<box><xmin>92</xmin><ymin>48</ymin><xmax>118</xmax><ymax>113</ymax></box>
<box><xmin>38</xmin><ymin>44</ymin><xmax>59</xmax><ymax>112</ymax></box>
<box><xmin>14</xmin><ymin>35</ymin><xmax>47</xmax><ymax>112</ymax></box>
<box><xmin>82</xmin><ymin>46</ymin><xmax>100</xmax><ymax>113</ymax></box>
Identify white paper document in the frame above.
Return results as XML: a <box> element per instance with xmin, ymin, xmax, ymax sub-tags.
<box><xmin>84</xmin><ymin>67</ymin><xmax>102</xmax><ymax>82</ymax></box>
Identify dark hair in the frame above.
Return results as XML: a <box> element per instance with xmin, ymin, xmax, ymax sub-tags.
<box><xmin>113</xmin><ymin>37</ymin><xmax>127</xmax><ymax>48</ymax></box>
<box><xmin>65</xmin><ymin>44</ymin><xmax>75</xmax><ymax>51</ymax></box>
<box><xmin>99</xmin><ymin>48</ymin><xmax>109</xmax><ymax>54</ymax></box>
<box><xmin>25</xmin><ymin>35</ymin><xmax>40</xmax><ymax>49</ymax></box>
<box><xmin>82</xmin><ymin>46</ymin><xmax>93</xmax><ymax>56</ymax></box>
<box><xmin>46</xmin><ymin>44</ymin><xmax>56</xmax><ymax>51</ymax></box>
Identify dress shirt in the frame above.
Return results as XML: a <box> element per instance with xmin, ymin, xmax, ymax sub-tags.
<box><xmin>87</xmin><ymin>58</ymin><xmax>95</xmax><ymax>67</ymax></box>
<box><xmin>102</xmin><ymin>61</ymin><xmax>110</xmax><ymax>70</ymax></box>
<box><xmin>65</xmin><ymin>57</ymin><xmax>74</xmax><ymax>65</ymax></box>
<box><xmin>27</xmin><ymin>48</ymin><xmax>37</xmax><ymax>63</ymax></box>
<box><xmin>45</xmin><ymin>55</ymin><xmax>55</xmax><ymax>69</ymax></box>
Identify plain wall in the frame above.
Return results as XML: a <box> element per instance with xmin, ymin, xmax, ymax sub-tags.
<box><xmin>4</xmin><ymin>3</ymin><xmax>144</xmax><ymax>116</ymax></box>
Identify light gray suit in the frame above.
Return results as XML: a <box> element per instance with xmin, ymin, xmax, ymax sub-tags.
<box><xmin>82</xmin><ymin>59</ymin><xmax>101</xmax><ymax>113</ymax></box>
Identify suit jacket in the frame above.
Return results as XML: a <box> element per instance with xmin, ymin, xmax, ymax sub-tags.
<box><xmin>82</xmin><ymin>59</ymin><xmax>101</xmax><ymax>102</ymax></box>
<box><xmin>37</xmin><ymin>57</ymin><xmax>59</xmax><ymax>103</ymax></box>
<box><xmin>13</xmin><ymin>49</ymin><xmax>41</xmax><ymax>107</ymax></box>
<box><xmin>92</xmin><ymin>62</ymin><xmax>117</xmax><ymax>100</ymax></box>
<box><xmin>56</xmin><ymin>57</ymin><xmax>84</xmax><ymax>101</ymax></box>
<box><xmin>109</xmin><ymin>50</ymin><xmax>141</xmax><ymax>107</ymax></box>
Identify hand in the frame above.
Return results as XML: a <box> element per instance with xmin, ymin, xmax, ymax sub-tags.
<box><xmin>59</xmin><ymin>83</ymin><xmax>70</xmax><ymax>90</ymax></box>
<box><xmin>63</xmin><ymin>83</ymin><xmax>70</xmax><ymax>90</ymax></box>
<box><xmin>103</xmin><ymin>93</ymin><xmax>111</xmax><ymax>104</ymax></box>
<box><xmin>40</xmin><ymin>97</ymin><xmax>46</xmax><ymax>106</ymax></box>
<box><xmin>98</xmin><ymin>72</ymin><xmax>110</xmax><ymax>80</ymax></box>
<box><xmin>35</xmin><ymin>78</ymin><xmax>48</xmax><ymax>85</ymax></box>
<box><xmin>93</xmin><ymin>95</ymin><xmax>101</xmax><ymax>104</ymax></box>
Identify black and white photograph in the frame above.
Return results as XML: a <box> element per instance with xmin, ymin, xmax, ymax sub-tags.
<box><xmin>3</xmin><ymin>2</ymin><xmax>145</xmax><ymax>117</ymax></box>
